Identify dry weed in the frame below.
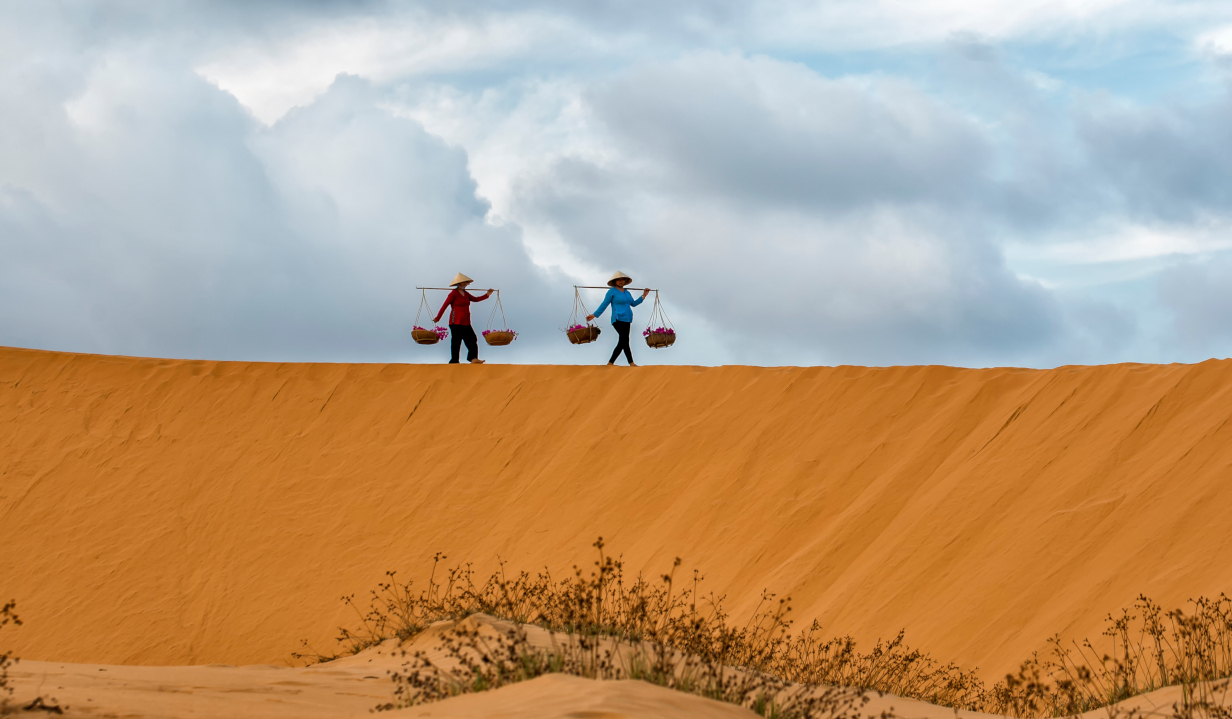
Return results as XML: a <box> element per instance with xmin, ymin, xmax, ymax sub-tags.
<box><xmin>990</xmin><ymin>595</ymin><xmax>1232</xmax><ymax>717</ymax></box>
<box><xmin>319</xmin><ymin>541</ymin><xmax>1232</xmax><ymax>719</ymax></box>
<box><xmin>321</xmin><ymin>538</ymin><xmax>980</xmax><ymax>708</ymax></box>
<box><xmin>1</xmin><ymin>601</ymin><xmax>21</xmax><ymax>714</ymax></box>
<box><xmin>375</xmin><ymin>618</ymin><xmax>886</xmax><ymax>719</ymax></box>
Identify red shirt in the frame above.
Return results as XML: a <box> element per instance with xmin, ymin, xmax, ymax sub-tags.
<box><xmin>434</xmin><ymin>289</ymin><xmax>488</xmax><ymax>325</ymax></box>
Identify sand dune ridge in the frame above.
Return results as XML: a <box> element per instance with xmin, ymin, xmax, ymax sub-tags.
<box><xmin>3</xmin><ymin>347</ymin><xmax>1232</xmax><ymax>678</ymax></box>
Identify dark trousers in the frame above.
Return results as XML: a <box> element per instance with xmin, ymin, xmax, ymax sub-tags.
<box><xmin>609</xmin><ymin>321</ymin><xmax>634</xmax><ymax>364</ymax></box>
<box><xmin>449</xmin><ymin>324</ymin><xmax>479</xmax><ymax>363</ymax></box>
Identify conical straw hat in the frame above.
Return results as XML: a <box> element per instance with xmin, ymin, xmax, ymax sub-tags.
<box><xmin>449</xmin><ymin>272</ymin><xmax>474</xmax><ymax>287</ymax></box>
<box><xmin>607</xmin><ymin>271</ymin><xmax>632</xmax><ymax>287</ymax></box>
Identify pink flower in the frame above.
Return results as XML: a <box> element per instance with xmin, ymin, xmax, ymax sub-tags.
<box><xmin>413</xmin><ymin>325</ymin><xmax>449</xmax><ymax>340</ymax></box>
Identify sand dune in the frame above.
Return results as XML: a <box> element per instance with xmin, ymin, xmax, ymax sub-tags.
<box><xmin>4</xmin><ymin>664</ymin><xmax>776</xmax><ymax>719</ymax></box>
<box><xmin>3</xmin><ymin>346</ymin><xmax>1232</xmax><ymax>679</ymax></box>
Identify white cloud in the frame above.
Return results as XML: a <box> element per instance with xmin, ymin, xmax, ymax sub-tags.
<box><xmin>196</xmin><ymin>12</ymin><xmax>614</xmax><ymax>124</ymax></box>
<box><xmin>190</xmin><ymin>0</ymin><xmax>1232</xmax><ymax>128</ymax></box>
<box><xmin>0</xmin><ymin>43</ymin><xmax>563</xmax><ymax>363</ymax></box>
<box><xmin>383</xmin><ymin>77</ymin><xmax>614</xmax><ymax>279</ymax></box>
<box><xmin>498</xmin><ymin>53</ymin><xmax>1071</xmax><ymax>366</ymax></box>
<box><xmin>747</xmin><ymin>0</ymin><xmax>1140</xmax><ymax>49</ymax></box>
<box><xmin>1007</xmin><ymin>221</ymin><xmax>1232</xmax><ymax>266</ymax></box>
<box><xmin>1196</xmin><ymin>24</ymin><xmax>1232</xmax><ymax>55</ymax></box>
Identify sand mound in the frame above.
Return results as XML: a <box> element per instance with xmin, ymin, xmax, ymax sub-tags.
<box><xmin>8</xmin><ymin>613</ymin><xmax>1222</xmax><ymax>719</ymax></box>
<box><xmin>3</xmin><ymin>347</ymin><xmax>1232</xmax><ymax>677</ymax></box>
<box><xmin>5</xmin><ymin>615</ymin><xmax>765</xmax><ymax>719</ymax></box>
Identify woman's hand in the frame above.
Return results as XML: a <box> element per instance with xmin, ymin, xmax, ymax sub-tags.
<box><xmin>485</xmin><ymin>289</ymin><xmax>493</xmax><ymax>297</ymax></box>
<box><xmin>586</xmin><ymin>314</ymin><xmax>595</xmax><ymax>322</ymax></box>
<box><xmin>642</xmin><ymin>288</ymin><xmax>651</xmax><ymax>298</ymax></box>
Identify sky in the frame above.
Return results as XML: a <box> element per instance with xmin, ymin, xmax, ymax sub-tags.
<box><xmin>3</xmin><ymin>1</ymin><xmax>1232</xmax><ymax>367</ymax></box>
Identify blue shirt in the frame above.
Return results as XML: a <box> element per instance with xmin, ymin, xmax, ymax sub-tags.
<box><xmin>593</xmin><ymin>288</ymin><xmax>644</xmax><ymax>324</ymax></box>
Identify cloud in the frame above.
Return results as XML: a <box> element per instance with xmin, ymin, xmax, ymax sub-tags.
<box><xmin>1007</xmin><ymin>221</ymin><xmax>1232</xmax><ymax>267</ymax></box>
<box><xmin>196</xmin><ymin>11</ymin><xmax>602</xmax><ymax>124</ymax></box>
<box><xmin>1075</xmin><ymin>93</ymin><xmax>1232</xmax><ymax>222</ymax></box>
<box><xmin>189</xmin><ymin>0</ymin><xmax>1232</xmax><ymax>127</ymax></box>
<box><xmin>382</xmin><ymin>40</ymin><xmax>1232</xmax><ymax>366</ymax></box>
<box><xmin>198</xmin><ymin>0</ymin><xmax>1232</xmax><ymax>58</ymax></box>
<box><xmin>504</xmin><ymin>53</ymin><xmax>1071</xmax><ymax>366</ymax></box>
<box><xmin>1195</xmin><ymin>23</ymin><xmax>1232</xmax><ymax>55</ymax></box>
<box><xmin>0</xmin><ymin>39</ymin><xmax>558</xmax><ymax>362</ymax></box>
<box><xmin>1157</xmin><ymin>256</ymin><xmax>1232</xmax><ymax>353</ymax></box>
<box><xmin>590</xmin><ymin>54</ymin><xmax>993</xmax><ymax>211</ymax></box>
<box><xmin>6</xmin><ymin>2</ymin><xmax>1232</xmax><ymax>368</ymax></box>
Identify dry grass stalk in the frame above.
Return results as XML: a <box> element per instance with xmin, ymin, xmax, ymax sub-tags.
<box><xmin>1</xmin><ymin>601</ymin><xmax>21</xmax><ymax>715</ymax></box>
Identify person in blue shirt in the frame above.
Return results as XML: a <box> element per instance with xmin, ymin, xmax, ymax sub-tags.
<box><xmin>587</xmin><ymin>271</ymin><xmax>651</xmax><ymax>366</ymax></box>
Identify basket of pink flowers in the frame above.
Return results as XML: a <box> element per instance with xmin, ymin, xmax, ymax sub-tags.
<box><xmin>567</xmin><ymin>324</ymin><xmax>601</xmax><ymax>344</ymax></box>
<box><xmin>642</xmin><ymin>291</ymin><xmax>675</xmax><ymax>348</ymax></box>
<box><xmin>412</xmin><ymin>326</ymin><xmax>449</xmax><ymax>345</ymax></box>
<box><xmin>483</xmin><ymin>329</ymin><xmax>518</xmax><ymax>346</ymax></box>
<box><xmin>643</xmin><ymin>326</ymin><xmax>676</xmax><ymax>348</ymax></box>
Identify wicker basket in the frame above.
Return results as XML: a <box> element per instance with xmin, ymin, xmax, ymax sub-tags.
<box><xmin>645</xmin><ymin>332</ymin><xmax>676</xmax><ymax>348</ymax></box>
<box><xmin>412</xmin><ymin>329</ymin><xmax>442</xmax><ymax>345</ymax></box>
<box><xmin>484</xmin><ymin>331</ymin><xmax>516</xmax><ymax>346</ymax></box>
<box><xmin>567</xmin><ymin>326</ymin><xmax>601</xmax><ymax>344</ymax></box>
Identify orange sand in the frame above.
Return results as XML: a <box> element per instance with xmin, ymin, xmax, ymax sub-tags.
<box><xmin>3</xmin><ymin>346</ymin><xmax>1232</xmax><ymax>679</ymax></box>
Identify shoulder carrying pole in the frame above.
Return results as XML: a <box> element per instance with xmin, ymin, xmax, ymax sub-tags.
<box><xmin>416</xmin><ymin>286</ymin><xmax>499</xmax><ymax>292</ymax></box>
<box><xmin>573</xmin><ymin>285</ymin><xmax>658</xmax><ymax>292</ymax></box>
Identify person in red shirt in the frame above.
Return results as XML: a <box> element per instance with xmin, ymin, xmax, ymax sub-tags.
<box><xmin>434</xmin><ymin>273</ymin><xmax>493</xmax><ymax>364</ymax></box>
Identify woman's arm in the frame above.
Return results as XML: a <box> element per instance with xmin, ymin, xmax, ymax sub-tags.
<box><xmin>469</xmin><ymin>290</ymin><xmax>492</xmax><ymax>303</ymax></box>
<box><xmin>592</xmin><ymin>289</ymin><xmax>614</xmax><ymax>319</ymax></box>
<box><xmin>631</xmin><ymin>294</ymin><xmax>647</xmax><ymax>307</ymax></box>
<box><xmin>433</xmin><ymin>290</ymin><xmax>455</xmax><ymax>323</ymax></box>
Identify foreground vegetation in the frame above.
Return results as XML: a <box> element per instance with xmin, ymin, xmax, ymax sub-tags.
<box><xmin>377</xmin><ymin>618</ymin><xmax>881</xmax><ymax>719</ymax></box>
<box><xmin>1</xmin><ymin>601</ymin><xmax>20</xmax><ymax>714</ymax></box>
<box><xmin>314</xmin><ymin>540</ymin><xmax>1232</xmax><ymax>718</ymax></box>
<box><xmin>1</xmin><ymin>603</ymin><xmax>64</xmax><ymax>716</ymax></box>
